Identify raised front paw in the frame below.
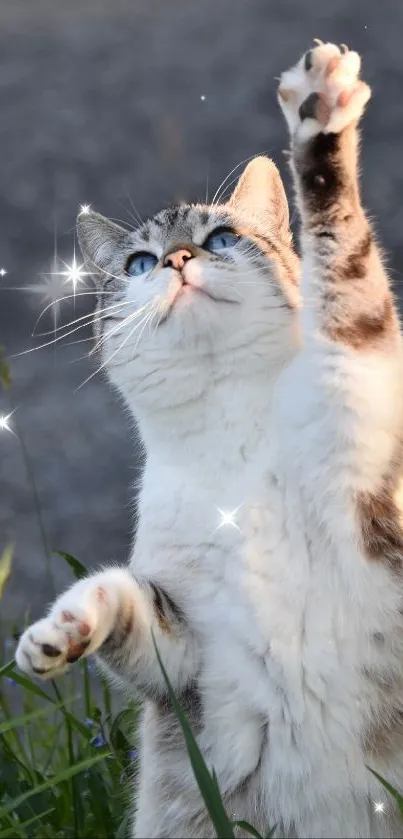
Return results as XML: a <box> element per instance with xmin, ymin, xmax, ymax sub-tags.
<box><xmin>278</xmin><ymin>41</ymin><xmax>371</xmax><ymax>139</ymax></box>
<box><xmin>15</xmin><ymin>571</ymin><xmax>133</xmax><ymax>680</ymax></box>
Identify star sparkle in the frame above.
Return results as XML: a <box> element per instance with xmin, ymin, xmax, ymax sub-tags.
<box><xmin>0</xmin><ymin>412</ymin><xmax>15</xmax><ymax>435</ymax></box>
<box><xmin>26</xmin><ymin>245</ymin><xmax>91</xmax><ymax>343</ymax></box>
<box><xmin>216</xmin><ymin>506</ymin><xmax>242</xmax><ymax>532</ymax></box>
<box><xmin>373</xmin><ymin>802</ymin><xmax>385</xmax><ymax>814</ymax></box>
<box><xmin>54</xmin><ymin>253</ymin><xmax>90</xmax><ymax>293</ymax></box>
<box><xmin>79</xmin><ymin>203</ymin><xmax>92</xmax><ymax>216</ymax></box>
<box><xmin>0</xmin><ymin>268</ymin><xmax>7</xmax><ymax>277</ymax></box>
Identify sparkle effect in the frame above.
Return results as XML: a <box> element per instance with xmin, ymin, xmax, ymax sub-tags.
<box><xmin>0</xmin><ymin>268</ymin><xmax>7</xmax><ymax>277</ymax></box>
<box><xmin>200</xmin><ymin>95</ymin><xmax>206</xmax><ymax>101</ymax></box>
<box><xmin>0</xmin><ymin>412</ymin><xmax>14</xmax><ymax>435</ymax></box>
<box><xmin>29</xmin><ymin>272</ymin><xmax>66</xmax><ymax>312</ymax></box>
<box><xmin>374</xmin><ymin>802</ymin><xmax>385</xmax><ymax>814</ymax></box>
<box><xmin>216</xmin><ymin>506</ymin><xmax>242</xmax><ymax>532</ymax></box>
<box><xmin>54</xmin><ymin>253</ymin><xmax>90</xmax><ymax>293</ymax></box>
<box><xmin>25</xmin><ymin>241</ymin><xmax>92</xmax><ymax>344</ymax></box>
<box><xmin>79</xmin><ymin>204</ymin><xmax>91</xmax><ymax>216</ymax></box>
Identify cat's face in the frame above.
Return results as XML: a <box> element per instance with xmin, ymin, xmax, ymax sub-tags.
<box><xmin>78</xmin><ymin>157</ymin><xmax>299</xmax><ymax>405</ymax></box>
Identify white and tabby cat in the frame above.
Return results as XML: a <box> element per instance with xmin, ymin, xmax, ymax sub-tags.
<box><xmin>17</xmin><ymin>44</ymin><xmax>403</xmax><ymax>837</ymax></box>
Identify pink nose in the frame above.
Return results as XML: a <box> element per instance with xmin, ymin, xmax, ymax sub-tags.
<box><xmin>163</xmin><ymin>248</ymin><xmax>193</xmax><ymax>271</ymax></box>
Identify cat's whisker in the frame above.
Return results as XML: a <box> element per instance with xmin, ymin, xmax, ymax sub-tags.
<box><xmin>90</xmin><ymin>302</ymin><xmax>155</xmax><ymax>356</ymax></box>
<box><xmin>152</xmin><ymin>306</ymin><xmax>167</xmax><ymax>337</ymax></box>
<box><xmin>82</xmin><ymin>254</ymin><xmax>131</xmax><ymax>286</ymax></box>
<box><xmin>132</xmin><ymin>309</ymin><xmax>157</xmax><ymax>354</ymax></box>
<box><xmin>122</xmin><ymin>190</ymin><xmax>144</xmax><ymax>229</ymax></box>
<box><xmin>33</xmin><ymin>297</ymin><xmax>131</xmax><ymax>338</ymax></box>
<box><xmin>111</xmin><ymin>212</ymin><xmax>139</xmax><ymax>231</ymax></box>
<box><xmin>10</xmin><ymin>323</ymin><xmax>97</xmax><ymax>359</ymax></box>
<box><xmin>63</xmin><ymin>335</ymin><xmax>95</xmax><ymax>349</ymax></box>
<box><xmin>29</xmin><ymin>289</ymin><xmax>105</xmax><ymax>335</ymax></box>
<box><xmin>213</xmin><ymin>173</ymin><xmax>247</xmax><ymax>206</ymax></box>
<box><xmin>78</xmin><ymin>304</ymin><xmax>157</xmax><ymax>390</ymax></box>
<box><xmin>92</xmin><ymin>314</ymin><xmax>139</xmax><ymax>358</ymax></box>
<box><xmin>204</xmin><ymin>165</ymin><xmax>210</xmax><ymax>205</ymax></box>
<box><xmin>31</xmin><ymin>310</ymin><xmax>129</xmax><ymax>351</ymax></box>
<box><xmin>10</xmin><ymin>301</ymin><xmax>134</xmax><ymax>359</ymax></box>
<box><xmin>211</xmin><ymin>152</ymin><xmax>270</xmax><ymax>208</ymax></box>
<box><xmin>93</xmin><ymin>299</ymin><xmax>157</xmax><ymax>350</ymax></box>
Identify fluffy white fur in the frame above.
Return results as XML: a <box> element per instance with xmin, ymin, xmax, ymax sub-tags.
<box><xmin>16</xmin><ymin>44</ymin><xmax>403</xmax><ymax>838</ymax></box>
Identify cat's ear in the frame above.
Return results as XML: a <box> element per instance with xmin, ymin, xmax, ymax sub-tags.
<box><xmin>77</xmin><ymin>211</ymin><xmax>129</xmax><ymax>286</ymax></box>
<box><xmin>228</xmin><ymin>156</ymin><xmax>291</xmax><ymax>244</ymax></box>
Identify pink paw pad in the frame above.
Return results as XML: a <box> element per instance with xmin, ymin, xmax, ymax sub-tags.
<box><xmin>78</xmin><ymin>621</ymin><xmax>91</xmax><ymax>637</ymax></box>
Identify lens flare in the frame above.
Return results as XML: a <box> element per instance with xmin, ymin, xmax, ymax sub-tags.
<box><xmin>216</xmin><ymin>506</ymin><xmax>242</xmax><ymax>532</ymax></box>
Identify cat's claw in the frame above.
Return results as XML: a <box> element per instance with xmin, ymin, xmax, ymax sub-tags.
<box><xmin>15</xmin><ymin>579</ymin><xmax>115</xmax><ymax>680</ymax></box>
<box><xmin>278</xmin><ymin>41</ymin><xmax>371</xmax><ymax>140</ymax></box>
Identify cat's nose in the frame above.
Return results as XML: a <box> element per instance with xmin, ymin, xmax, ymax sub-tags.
<box><xmin>163</xmin><ymin>248</ymin><xmax>194</xmax><ymax>271</ymax></box>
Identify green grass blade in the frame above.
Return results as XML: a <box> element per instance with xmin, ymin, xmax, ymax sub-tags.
<box><xmin>6</xmin><ymin>671</ymin><xmax>52</xmax><ymax>701</ymax></box>
<box><xmin>233</xmin><ymin>821</ymin><xmax>263</xmax><ymax>838</ymax></box>
<box><xmin>0</xmin><ymin>691</ymin><xmax>32</xmax><ymax>770</ymax></box>
<box><xmin>152</xmin><ymin>634</ymin><xmax>234</xmax><ymax>839</ymax></box>
<box><xmin>51</xmin><ymin>682</ymin><xmax>80</xmax><ymax>836</ymax></box>
<box><xmin>0</xmin><ymin>808</ymin><xmax>54</xmax><ymax>838</ymax></box>
<box><xmin>82</xmin><ymin>660</ymin><xmax>92</xmax><ymax>719</ymax></box>
<box><xmin>0</xmin><ymin>730</ymin><xmax>36</xmax><ymax>788</ymax></box>
<box><xmin>42</xmin><ymin>723</ymin><xmax>63</xmax><ymax>775</ymax></box>
<box><xmin>265</xmin><ymin>825</ymin><xmax>277</xmax><ymax>838</ymax></box>
<box><xmin>0</xmin><ymin>699</ymin><xmax>69</xmax><ymax>735</ymax></box>
<box><xmin>0</xmin><ymin>817</ymin><xmax>25</xmax><ymax>839</ymax></box>
<box><xmin>0</xmin><ymin>753</ymin><xmax>110</xmax><ymax>820</ymax></box>
<box><xmin>51</xmin><ymin>680</ymin><xmax>90</xmax><ymax>739</ymax></box>
<box><xmin>5</xmin><ymin>669</ymin><xmax>90</xmax><ymax>739</ymax></box>
<box><xmin>0</xmin><ymin>545</ymin><xmax>13</xmax><ymax>600</ymax></box>
<box><xmin>0</xmin><ymin>660</ymin><xmax>15</xmax><ymax>679</ymax></box>
<box><xmin>0</xmin><ymin>348</ymin><xmax>11</xmax><ymax>390</ymax></box>
<box><xmin>55</xmin><ymin>551</ymin><xmax>87</xmax><ymax>579</ymax></box>
<box><xmin>367</xmin><ymin>767</ymin><xmax>403</xmax><ymax>816</ymax></box>
<box><xmin>101</xmin><ymin>673</ymin><xmax>112</xmax><ymax>719</ymax></box>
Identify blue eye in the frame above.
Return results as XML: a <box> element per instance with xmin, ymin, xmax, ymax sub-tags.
<box><xmin>126</xmin><ymin>252</ymin><xmax>158</xmax><ymax>277</ymax></box>
<box><xmin>204</xmin><ymin>228</ymin><xmax>239</xmax><ymax>252</ymax></box>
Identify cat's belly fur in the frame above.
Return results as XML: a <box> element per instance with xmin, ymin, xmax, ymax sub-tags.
<box><xmin>133</xmin><ymin>459</ymin><xmax>403</xmax><ymax>835</ymax></box>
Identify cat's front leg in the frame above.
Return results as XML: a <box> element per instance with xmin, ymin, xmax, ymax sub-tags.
<box><xmin>16</xmin><ymin>568</ymin><xmax>199</xmax><ymax>696</ymax></box>
<box><xmin>276</xmin><ymin>44</ymin><xmax>403</xmax><ymax>507</ymax></box>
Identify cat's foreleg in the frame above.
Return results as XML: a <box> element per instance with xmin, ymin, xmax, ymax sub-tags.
<box><xmin>278</xmin><ymin>42</ymin><xmax>398</xmax><ymax>359</ymax></box>
<box><xmin>16</xmin><ymin>567</ymin><xmax>199</xmax><ymax>697</ymax></box>
<box><xmin>277</xmin><ymin>43</ymin><xmax>403</xmax><ymax>529</ymax></box>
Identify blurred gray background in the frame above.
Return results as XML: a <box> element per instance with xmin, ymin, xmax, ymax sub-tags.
<box><xmin>1</xmin><ymin>0</ymin><xmax>403</xmax><ymax>624</ymax></box>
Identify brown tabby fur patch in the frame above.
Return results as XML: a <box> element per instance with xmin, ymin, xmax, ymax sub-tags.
<box><xmin>356</xmin><ymin>478</ymin><xmax>403</xmax><ymax>571</ymax></box>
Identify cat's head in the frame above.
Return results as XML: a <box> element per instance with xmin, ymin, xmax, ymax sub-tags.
<box><xmin>77</xmin><ymin>157</ymin><xmax>299</xmax><ymax>411</ymax></box>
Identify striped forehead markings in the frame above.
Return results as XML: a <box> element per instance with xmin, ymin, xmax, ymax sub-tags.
<box><xmin>137</xmin><ymin>205</ymin><xmax>232</xmax><ymax>251</ymax></box>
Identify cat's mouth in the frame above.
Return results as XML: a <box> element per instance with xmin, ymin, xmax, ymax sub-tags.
<box><xmin>154</xmin><ymin>282</ymin><xmax>239</xmax><ymax>327</ymax></box>
<box><xmin>172</xmin><ymin>281</ymin><xmax>238</xmax><ymax>308</ymax></box>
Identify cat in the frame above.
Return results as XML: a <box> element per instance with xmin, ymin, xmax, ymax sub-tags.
<box><xmin>16</xmin><ymin>42</ymin><xmax>403</xmax><ymax>838</ymax></box>
<box><xmin>16</xmin><ymin>148</ymin><xmax>300</xmax><ymax>834</ymax></box>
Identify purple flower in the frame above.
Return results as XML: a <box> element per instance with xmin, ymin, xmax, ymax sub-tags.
<box><xmin>84</xmin><ymin>717</ymin><xmax>95</xmax><ymax>728</ymax></box>
<box><xmin>90</xmin><ymin>733</ymin><xmax>106</xmax><ymax>748</ymax></box>
<box><xmin>128</xmin><ymin>748</ymin><xmax>137</xmax><ymax>760</ymax></box>
<box><xmin>5</xmin><ymin>677</ymin><xmax>16</xmax><ymax>686</ymax></box>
